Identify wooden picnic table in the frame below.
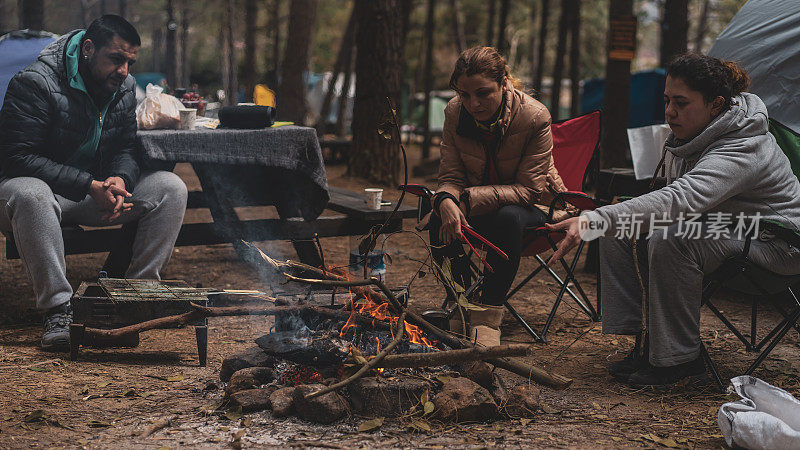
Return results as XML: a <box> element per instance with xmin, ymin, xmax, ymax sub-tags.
<box><xmin>6</xmin><ymin>126</ymin><xmax>418</xmax><ymax>275</ymax></box>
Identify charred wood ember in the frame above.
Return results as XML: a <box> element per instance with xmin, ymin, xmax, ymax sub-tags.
<box><xmin>255</xmin><ymin>328</ymin><xmax>351</xmax><ymax>370</ymax></box>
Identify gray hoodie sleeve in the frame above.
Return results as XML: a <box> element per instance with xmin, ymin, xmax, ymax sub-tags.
<box><xmin>584</xmin><ymin>137</ymin><xmax>765</xmax><ymax>237</ymax></box>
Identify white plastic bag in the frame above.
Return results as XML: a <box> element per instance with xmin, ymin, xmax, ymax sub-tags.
<box><xmin>718</xmin><ymin>376</ymin><xmax>800</xmax><ymax>450</ymax></box>
<box><xmin>135</xmin><ymin>83</ymin><xmax>183</xmax><ymax>130</ymax></box>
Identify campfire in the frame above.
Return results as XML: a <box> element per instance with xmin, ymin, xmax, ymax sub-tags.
<box><xmin>69</xmin><ymin>243</ymin><xmax>571</xmax><ymax>424</ymax></box>
<box><xmin>214</xmin><ymin>245</ymin><xmax>567</xmax><ymax>424</ymax></box>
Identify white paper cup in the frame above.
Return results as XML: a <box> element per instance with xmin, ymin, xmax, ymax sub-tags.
<box><xmin>365</xmin><ymin>188</ymin><xmax>383</xmax><ymax>210</ymax></box>
<box><xmin>179</xmin><ymin>108</ymin><xmax>197</xmax><ymax>130</ymax></box>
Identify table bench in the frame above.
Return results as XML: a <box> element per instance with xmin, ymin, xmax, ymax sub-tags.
<box><xmin>4</xmin><ymin>185</ymin><xmax>418</xmax><ymax>269</ymax></box>
<box><xmin>319</xmin><ymin>138</ymin><xmax>351</xmax><ymax>164</ymax></box>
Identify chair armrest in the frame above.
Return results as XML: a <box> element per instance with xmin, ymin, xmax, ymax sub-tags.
<box><xmin>760</xmin><ymin>219</ymin><xmax>800</xmax><ymax>248</ymax></box>
<box><xmin>546</xmin><ymin>187</ymin><xmax>604</xmax><ymax>222</ymax></box>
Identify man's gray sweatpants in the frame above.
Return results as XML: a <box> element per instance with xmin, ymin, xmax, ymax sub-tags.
<box><xmin>600</xmin><ymin>224</ymin><xmax>800</xmax><ymax>366</ymax></box>
<box><xmin>0</xmin><ymin>171</ymin><xmax>188</xmax><ymax>310</ymax></box>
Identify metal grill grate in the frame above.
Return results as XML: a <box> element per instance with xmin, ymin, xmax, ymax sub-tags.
<box><xmin>98</xmin><ymin>278</ymin><xmax>213</xmax><ymax>303</ymax></box>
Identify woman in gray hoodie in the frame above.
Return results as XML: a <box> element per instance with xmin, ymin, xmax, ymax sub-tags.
<box><xmin>549</xmin><ymin>53</ymin><xmax>800</xmax><ymax>386</ymax></box>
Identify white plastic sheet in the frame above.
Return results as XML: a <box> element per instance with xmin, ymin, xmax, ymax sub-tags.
<box><xmin>627</xmin><ymin>124</ymin><xmax>671</xmax><ymax>180</ymax></box>
<box><xmin>718</xmin><ymin>375</ymin><xmax>800</xmax><ymax>450</ymax></box>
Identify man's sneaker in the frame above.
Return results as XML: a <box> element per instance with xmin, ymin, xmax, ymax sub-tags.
<box><xmin>41</xmin><ymin>302</ymin><xmax>72</xmax><ymax>352</ymax></box>
<box><xmin>625</xmin><ymin>357</ymin><xmax>707</xmax><ymax>387</ymax></box>
<box><xmin>608</xmin><ymin>334</ymin><xmax>648</xmax><ymax>379</ymax></box>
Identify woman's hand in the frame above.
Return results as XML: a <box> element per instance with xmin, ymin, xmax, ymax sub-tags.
<box><xmin>546</xmin><ymin>216</ymin><xmax>582</xmax><ymax>264</ymax></box>
<box><xmin>438</xmin><ymin>198</ymin><xmax>469</xmax><ymax>244</ymax></box>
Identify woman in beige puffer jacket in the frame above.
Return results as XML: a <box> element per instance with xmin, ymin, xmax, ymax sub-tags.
<box><xmin>431</xmin><ymin>46</ymin><xmax>572</xmax><ymax>347</ymax></box>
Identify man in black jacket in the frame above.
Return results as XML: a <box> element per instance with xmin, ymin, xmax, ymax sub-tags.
<box><xmin>0</xmin><ymin>15</ymin><xmax>187</xmax><ymax>351</ymax></box>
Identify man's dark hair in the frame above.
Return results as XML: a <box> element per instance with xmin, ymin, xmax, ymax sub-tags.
<box><xmin>82</xmin><ymin>15</ymin><xmax>141</xmax><ymax>50</ymax></box>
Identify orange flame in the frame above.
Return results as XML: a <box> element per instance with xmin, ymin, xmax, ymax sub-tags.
<box><xmin>329</xmin><ymin>266</ymin><xmax>437</xmax><ymax>352</ymax></box>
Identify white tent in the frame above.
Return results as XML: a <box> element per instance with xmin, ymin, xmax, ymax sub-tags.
<box><xmin>708</xmin><ymin>0</ymin><xmax>800</xmax><ymax>133</ymax></box>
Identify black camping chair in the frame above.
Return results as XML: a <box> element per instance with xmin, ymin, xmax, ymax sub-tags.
<box><xmin>700</xmin><ymin>219</ymin><xmax>800</xmax><ymax>390</ymax></box>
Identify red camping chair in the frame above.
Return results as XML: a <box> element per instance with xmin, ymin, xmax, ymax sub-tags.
<box><xmin>400</xmin><ymin>111</ymin><xmax>603</xmax><ymax>342</ymax></box>
<box><xmin>504</xmin><ymin>110</ymin><xmax>603</xmax><ymax>342</ymax></box>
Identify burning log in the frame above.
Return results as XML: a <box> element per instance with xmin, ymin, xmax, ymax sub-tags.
<box><xmin>304</xmin><ymin>311</ymin><xmax>407</xmax><ymax>400</ymax></box>
<box><xmin>374</xmin><ymin>344</ymin><xmax>531</xmax><ymax>368</ymax></box>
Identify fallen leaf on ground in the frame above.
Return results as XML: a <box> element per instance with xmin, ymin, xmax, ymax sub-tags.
<box><xmin>358</xmin><ymin>417</ymin><xmax>384</xmax><ymax>432</ymax></box>
<box><xmin>225</xmin><ymin>407</ymin><xmax>243</xmax><ymax>421</ymax></box>
<box><xmin>23</xmin><ymin>410</ymin><xmax>45</xmax><ymax>423</ymax></box>
<box><xmin>410</xmin><ymin>419</ymin><xmax>431</xmax><ymax>432</ymax></box>
<box><xmin>87</xmin><ymin>420</ymin><xmax>112</xmax><ymax>428</ymax></box>
<box><xmin>166</xmin><ymin>374</ymin><xmax>184</xmax><ymax>382</ymax></box>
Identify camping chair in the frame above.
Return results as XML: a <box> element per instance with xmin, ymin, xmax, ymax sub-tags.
<box><xmin>401</xmin><ymin>110</ymin><xmax>603</xmax><ymax>343</ymax></box>
<box><xmin>700</xmin><ymin>120</ymin><xmax>800</xmax><ymax>389</ymax></box>
<box><xmin>500</xmin><ymin>110</ymin><xmax>603</xmax><ymax>342</ymax></box>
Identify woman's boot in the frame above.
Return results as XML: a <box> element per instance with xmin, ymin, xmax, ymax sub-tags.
<box><xmin>468</xmin><ymin>303</ymin><xmax>505</xmax><ymax>347</ymax></box>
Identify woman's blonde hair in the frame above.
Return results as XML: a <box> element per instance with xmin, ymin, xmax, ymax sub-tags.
<box><xmin>449</xmin><ymin>46</ymin><xmax>523</xmax><ymax>91</ymax></box>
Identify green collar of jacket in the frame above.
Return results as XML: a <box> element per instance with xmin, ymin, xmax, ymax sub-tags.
<box><xmin>474</xmin><ymin>98</ymin><xmax>505</xmax><ymax>133</ymax></box>
<box><xmin>65</xmin><ymin>30</ymin><xmax>113</xmax><ymax>171</ymax></box>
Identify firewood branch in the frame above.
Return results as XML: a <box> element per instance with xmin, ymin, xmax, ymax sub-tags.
<box><xmin>79</xmin><ymin>303</ymin><xmax>389</xmax><ymax>341</ymax></box>
<box><xmin>374</xmin><ymin>344</ymin><xmax>530</xmax><ymax>368</ymax></box>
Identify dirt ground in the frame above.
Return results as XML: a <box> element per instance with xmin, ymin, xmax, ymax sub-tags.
<box><xmin>0</xmin><ymin>146</ymin><xmax>799</xmax><ymax>449</ymax></box>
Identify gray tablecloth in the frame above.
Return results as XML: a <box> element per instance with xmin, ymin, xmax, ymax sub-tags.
<box><xmin>136</xmin><ymin>125</ymin><xmax>329</xmax><ymax>219</ymax></box>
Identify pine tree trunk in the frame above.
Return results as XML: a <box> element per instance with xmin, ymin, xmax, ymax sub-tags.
<box><xmin>180</xmin><ymin>2</ymin><xmax>191</xmax><ymax>88</ymax></box>
<box><xmin>220</xmin><ymin>26</ymin><xmax>230</xmax><ymax>104</ymax></box>
<box><xmin>528</xmin><ymin>0</ymin><xmax>537</xmax><ymax>81</ymax></box>
<box><xmin>550</xmin><ymin>0</ymin><xmax>570</xmax><ymax>121</ymax></box>
<box><xmin>0</xmin><ymin>0</ymin><xmax>7</xmax><ymax>33</ymax></box>
<box><xmin>118</xmin><ymin>0</ymin><xmax>127</xmax><ymax>18</ymax></box>
<box><xmin>600</xmin><ymin>0</ymin><xmax>634</xmax><ymax>169</ymax></box>
<box><xmin>335</xmin><ymin>52</ymin><xmax>355</xmax><ymax>137</ymax></box>
<box><xmin>659</xmin><ymin>0</ymin><xmax>688</xmax><ymax>68</ymax></box>
<box><xmin>533</xmin><ymin>0</ymin><xmax>550</xmax><ymax>95</ymax></box>
<box><xmin>421</xmin><ymin>0</ymin><xmax>436</xmax><ymax>159</ymax></box>
<box><xmin>165</xmin><ymin>0</ymin><xmax>178</xmax><ymax>89</ymax></box>
<box><xmin>99</xmin><ymin>0</ymin><xmax>106</xmax><ymax>15</ymax></box>
<box><xmin>271</xmin><ymin>0</ymin><xmax>282</xmax><ymax>82</ymax></box>
<box><xmin>496</xmin><ymin>0</ymin><xmax>510</xmax><ymax>54</ymax></box>
<box><xmin>449</xmin><ymin>0</ymin><xmax>466</xmax><ymax>53</ymax></box>
<box><xmin>485</xmin><ymin>0</ymin><xmax>496</xmax><ymax>46</ymax></box>
<box><xmin>152</xmin><ymin>27</ymin><xmax>163</xmax><ymax>73</ymax></box>
<box><xmin>276</xmin><ymin>0</ymin><xmax>317</xmax><ymax>124</ymax></box>
<box><xmin>243</xmin><ymin>0</ymin><xmax>258</xmax><ymax>101</ymax></box>
<box><xmin>692</xmin><ymin>0</ymin><xmax>710</xmax><ymax>52</ymax></box>
<box><xmin>568</xmin><ymin>0</ymin><xmax>581</xmax><ymax>117</ymax></box>
<box><xmin>225</xmin><ymin>0</ymin><xmax>238</xmax><ymax>105</ymax></box>
<box><xmin>316</xmin><ymin>7</ymin><xmax>356</xmax><ymax>135</ymax></box>
<box><xmin>80</xmin><ymin>0</ymin><xmax>91</xmax><ymax>28</ymax></box>
<box><xmin>19</xmin><ymin>0</ymin><xmax>44</xmax><ymax>30</ymax></box>
<box><xmin>349</xmin><ymin>0</ymin><xmax>408</xmax><ymax>184</ymax></box>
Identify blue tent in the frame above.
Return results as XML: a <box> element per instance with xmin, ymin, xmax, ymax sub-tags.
<box><xmin>580</xmin><ymin>69</ymin><xmax>666</xmax><ymax>128</ymax></box>
<box><xmin>0</xmin><ymin>30</ymin><xmax>59</xmax><ymax>110</ymax></box>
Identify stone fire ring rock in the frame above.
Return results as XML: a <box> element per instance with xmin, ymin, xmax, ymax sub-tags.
<box><xmin>225</xmin><ymin>366</ymin><xmax>275</xmax><ymax>397</ymax></box>
<box><xmin>269</xmin><ymin>386</ymin><xmax>296</xmax><ymax>417</ymax></box>
<box><xmin>292</xmin><ymin>384</ymin><xmax>351</xmax><ymax>424</ymax></box>
<box><xmin>433</xmin><ymin>377</ymin><xmax>499</xmax><ymax>422</ymax></box>
<box><xmin>229</xmin><ymin>387</ymin><xmax>277</xmax><ymax>413</ymax></box>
